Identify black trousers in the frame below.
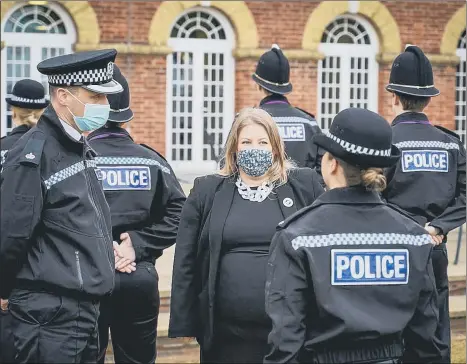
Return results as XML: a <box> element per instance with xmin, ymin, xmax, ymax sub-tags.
<box><xmin>97</xmin><ymin>262</ymin><xmax>160</xmax><ymax>364</ymax></box>
<box><xmin>432</xmin><ymin>244</ymin><xmax>451</xmax><ymax>363</ymax></box>
<box><xmin>0</xmin><ymin>308</ymin><xmax>15</xmax><ymax>363</ymax></box>
<box><xmin>6</xmin><ymin>289</ymin><xmax>99</xmax><ymax>363</ymax></box>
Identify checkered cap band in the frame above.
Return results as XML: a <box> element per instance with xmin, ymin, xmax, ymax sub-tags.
<box><xmin>11</xmin><ymin>95</ymin><xmax>47</xmax><ymax>104</ymax></box>
<box><xmin>44</xmin><ymin>160</ymin><xmax>97</xmax><ymax>190</ymax></box>
<box><xmin>395</xmin><ymin>140</ymin><xmax>459</xmax><ymax>150</ymax></box>
<box><xmin>48</xmin><ymin>62</ymin><xmax>114</xmax><ymax>86</ymax></box>
<box><xmin>291</xmin><ymin>233</ymin><xmax>432</xmax><ymax>250</ymax></box>
<box><xmin>325</xmin><ymin>131</ymin><xmax>392</xmax><ymax>157</ymax></box>
<box><xmin>1</xmin><ymin>150</ymin><xmax>7</xmax><ymax>165</ymax></box>
<box><xmin>95</xmin><ymin>156</ymin><xmax>171</xmax><ymax>174</ymax></box>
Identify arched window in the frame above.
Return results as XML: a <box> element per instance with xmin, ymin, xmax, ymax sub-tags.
<box><xmin>456</xmin><ymin>29</ymin><xmax>466</xmax><ymax>144</ymax></box>
<box><xmin>318</xmin><ymin>15</ymin><xmax>379</xmax><ymax>131</ymax></box>
<box><xmin>166</xmin><ymin>8</ymin><xmax>235</xmax><ymax>174</ymax></box>
<box><xmin>1</xmin><ymin>3</ymin><xmax>76</xmax><ymax>136</ymax></box>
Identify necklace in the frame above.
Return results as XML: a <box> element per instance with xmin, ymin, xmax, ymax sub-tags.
<box><xmin>236</xmin><ymin>177</ymin><xmax>273</xmax><ymax>202</ymax></box>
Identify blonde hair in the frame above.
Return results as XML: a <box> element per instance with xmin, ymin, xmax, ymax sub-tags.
<box><xmin>12</xmin><ymin>106</ymin><xmax>44</xmax><ymax>127</ymax></box>
<box><xmin>335</xmin><ymin>156</ymin><xmax>387</xmax><ymax>192</ymax></box>
<box><xmin>218</xmin><ymin>107</ymin><xmax>294</xmax><ymax>185</ymax></box>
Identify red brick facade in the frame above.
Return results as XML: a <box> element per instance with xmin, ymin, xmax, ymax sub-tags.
<box><xmin>3</xmin><ymin>1</ymin><xmax>465</xmax><ymax>157</ymax></box>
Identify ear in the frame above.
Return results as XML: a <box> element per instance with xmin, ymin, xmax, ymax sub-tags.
<box><xmin>55</xmin><ymin>88</ymin><xmax>71</xmax><ymax>106</ymax></box>
<box><xmin>330</xmin><ymin>155</ymin><xmax>339</xmax><ymax>175</ymax></box>
<box><xmin>392</xmin><ymin>92</ymin><xmax>400</xmax><ymax>106</ymax></box>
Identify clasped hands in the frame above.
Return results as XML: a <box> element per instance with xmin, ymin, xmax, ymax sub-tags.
<box><xmin>425</xmin><ymin>225</ymin><xmax>444</xmax><ymax>246</ymax></box>
<box><xmin>114</xmin><ymin>232</ymin><xmax>137</xmax><ymax>274</ymax></box>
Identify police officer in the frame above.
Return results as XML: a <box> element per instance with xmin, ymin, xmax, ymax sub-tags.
<box><xmin>87</xmin><ymin>65</ymin><xmax>186</xmax><ymax>364</ymax></box>
<box><xmin>0</xmin><ymin>49</ymin><xmax>123</xmax><ymax>363</ymax></box>
<box><xmin>264</xmin><ymin>108</ymin><xmax>442</xmax><ymax>363</ymax></box>
<box><xmin>0</xmin><ymin>78</ymin><xmax>49</xmax><ymax>364</ymax></box>
<box><xmin>1</xmin><ymin>79</ymin><xmax>49</xmax><ymax>165</ymax></box>
<box><xmin>383</xmin><ymin>45</ymin><xmax>466</xmax><ymax>363</ymax></box>
<box><xmin>253</xmin><ymin>44</ymin><xmax>323</xmax><ymax>176</ymax></box>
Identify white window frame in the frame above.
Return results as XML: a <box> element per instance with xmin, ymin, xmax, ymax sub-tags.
<box><xmin>166</xmin><ymin>7</ymin><xmax>235</xmax><ymax>176</ymax></box>
<box><xmin>455</xmin><ymin>31</ymin><xmax>466</xmax><ymax>144</ymax></box>
<box><xmin>1</xmin><ymin>2</ymin><xmax>76</xmax><ymax>136</ymax></box>
<box><xmin>317</xmin><ymin>15</ymin><xmax>379</xmax><ymax>132</ymax></box>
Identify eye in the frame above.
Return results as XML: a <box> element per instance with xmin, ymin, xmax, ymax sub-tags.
<box><xmin>241</xmin><ymin>140</ymin><xmax>251</xmax><ymax>144</ymax></box>
<box><xmin>260</xmin><ymin>141</ymin><xmax>269</xmax><ymax>145</ymax></box>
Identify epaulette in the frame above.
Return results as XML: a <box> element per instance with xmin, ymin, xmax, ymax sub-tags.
<box><xmin>140</xmin><ymin>143</ymin><xmax>168</xmax><ymax>162</ymax></box>
<box><xmin>435</xmin><ymin>125</ymin><xmax>461</xmax><ymax>140</ymax></box>
<box><xmin>295</xmin><ymin>107</ymin><xmax>316</xmax><ymax>120</ymax></box>
<box><xmin>18</xmin><ymin>132</ymin><xmax>46</xmax><ymax>167</ymax></box>
<box><xmin>277</xmin><ymin>204</ymin><xmax>315</xmax><ymax>230</ymax></box>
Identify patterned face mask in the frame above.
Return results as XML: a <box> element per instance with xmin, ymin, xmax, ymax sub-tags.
<box><xmin>237</xmin><ymin>148</ymin><xmax>273</xmax><ymax>177</ymax></box>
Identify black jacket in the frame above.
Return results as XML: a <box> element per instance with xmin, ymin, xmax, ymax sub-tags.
<box><xmin>0</xmin><ymin>106</ymin><xmax>114</xmax><ymax>299</ymax></box>
<box><xmin>260</xmin><ymin>95</ymin><xmax>323</xmax><ymax>174</ymax></box>
<box><xmin>1</xmin><ymin>124</ymin><xmax>31</xmax><ymax>165</ymax></box>
<box><xmin>383</xmin><ymin>112</ymin><xmax>466</xmax><ymax>234</ymax></box>
<box><xmin>265</xmin><ymin>187</ymin><xmax>442</xmax><ymax>364</ymax></box>
<box><xmin>168</xmin><ymin>168</ymin><xmax>324</xmax><ymax>350</ymax></box>
<box><xmin>88</xmin><ymin>127</ymin><xmax>186</xmax><ymax>263</ymax></box>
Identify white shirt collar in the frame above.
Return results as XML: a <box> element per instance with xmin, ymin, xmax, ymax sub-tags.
<box><xmin>60</xmin><ymin>120</ymin><xmax>82</xmax><ymax>141</ymax></box>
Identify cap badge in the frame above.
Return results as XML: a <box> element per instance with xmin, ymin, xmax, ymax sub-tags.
<box><xmin>107</xmin><ymin>62</ymin><xmax>114</xmax><ymax>77</ymax></box>
<box><xmin>25</xmin><ymin>153</ymin><xmax>35</xmax><ymax>160</ymax></box>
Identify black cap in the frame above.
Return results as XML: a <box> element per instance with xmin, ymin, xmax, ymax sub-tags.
<box><xmin>6</xmin><ymin>79</ymin><xmax>49</xmax><ymax>109</ymax></box>
<box><xmin>386</xmin><ymin>45</ymin><xmax>439</xmax><ymax>97</ymax></box>
<box><xmin>312</xmin><ymin>108</ymin><xmax>401</xmax><ymax>168</ymax></box>
<box><xmin>37</xmin><ymin>49</ymin><xmax>123</xmax><ymax>95</ymax></box>
<box><xmin>107</xmin><ymin>65</ymin><xmax>133</xmax><ymax>123</ymax></box>
<box><xmin>252</xmin><ymin>44</ymin><xmax>292</xmax><ymax>95</ymax></box>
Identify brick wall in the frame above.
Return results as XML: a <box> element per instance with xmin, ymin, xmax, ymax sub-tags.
<box><xmin>85</xmin><ymin>1</ymin><xmax>465</xmax><ymax>155</ymax></box>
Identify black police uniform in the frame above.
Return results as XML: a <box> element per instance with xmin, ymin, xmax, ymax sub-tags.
<box><xmin>1</xmin><ymin>79</ymin><xmax>49</xmax><ymax>166</ymax></box>
<box><xmin>264</xmin><ymin>108</ymin><xmax>442</xmax><ymax>363</ymax></box>
<box><xmin>0</xmin><ymin>79</ymin><xmax>49</xmax><ymax>364</ymax></box>
<box><xmin>87</xmin><ymin>65</ymin><xmax>186</xmax><ymax>364</ymax></box>
<box><xmin>383</xmin><ymin>46</ymin><xmax>466</xmax><ymax>363</ymax></box>
<box><xmin>253</xmin><ymin>45</ymin><xmax>323</xmax><ymax>175</ymax></box>
<box><xmin>0</xmin><ymin>49</ymin><xmax>122</xmax><ymax>363</ymax></box>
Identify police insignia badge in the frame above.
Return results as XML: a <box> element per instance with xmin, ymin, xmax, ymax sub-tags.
<box><xmin>98</xmin><ymin>165</ymin><xmax>151</xmax><ymax>190</ymax></box>
<box><xmin>107</xmin><ymin>62</ymin><xmax>114</xmax><ymax>77</ymax></box>
<box><xmin>331</xmin><ymin>249</ymin><xmax>409</xmax><ymax>286</ymax></box>
<box><xmin>25</xmin><ymin>153</ymin><xmax>35</xmax><ymax>160</ymax></box>
<box><xmin>401</xmin><ymin>150</ymin><xmax>448</xmax><ymax>173</ymax></box>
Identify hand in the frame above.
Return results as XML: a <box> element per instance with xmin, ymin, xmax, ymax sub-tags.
<box><xmin>0</xmin><ymin>299</ymin><xmax>8</xmax><ymax>311</ymax></box>
<box><xmin>113</xmin><ymin>236</ymin><xmax>136</xmax><ymax>274</ymax></box>
<box><xmin>425</xmin><ymin>225</ymin><xmax>444</xmax><ymax>246</ymax></box>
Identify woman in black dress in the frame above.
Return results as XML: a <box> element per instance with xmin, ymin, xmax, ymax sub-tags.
<box><xmin>168</xmin><ymin>107</ymin><xmax>324</xmax><ymax>363</ymax></box>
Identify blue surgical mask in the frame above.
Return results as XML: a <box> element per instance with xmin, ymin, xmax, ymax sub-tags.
<box><xmin>66</xmin><ymin>91</ymin><xmax>110</xmax><ymax>132</ymax></box>
<box><xmin>237</xmin><ymin>148</ymin><xmax>273</xmax><ymax>177</ymax></box>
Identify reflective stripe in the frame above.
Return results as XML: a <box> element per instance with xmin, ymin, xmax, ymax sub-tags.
<box><xmin>95</xmin><ymin>156</ymin><xmax>171</xmax><ymax>174</ymax></box>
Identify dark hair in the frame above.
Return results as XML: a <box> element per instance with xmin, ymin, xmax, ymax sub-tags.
<box><xmin>395</xmin><ymin>92</ymin><xmax>430</xmax><ymax>112</ymax></box>
<box><xmin>333</xmin><ymin>156</ymin><xmax>387</xmax><ymax>192</ymax></box>
<box><xmin>49</xmin><ymin>85</ymin><xmax>78</xmax><ymax>99</ymax></box>
<box><xmin>105</xmin><ymin>121</ymin><xmax>124</xmax><ymax>128</ymax></box>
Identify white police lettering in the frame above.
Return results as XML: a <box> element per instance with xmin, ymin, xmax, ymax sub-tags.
<box><xmin>332</xmin><ymin>249</ymin><xmax>409</xmax><ymax>285</ymax></box>
<box><xmin>401</xmin><ymin>150</ymin><xmax>448</xmax><ymax>172</ymax></box>
<box><xmin>99</xmin><ymin>166</ymin><xmax>151</xmax><ymax>190</ymax></box>
<box><xmin>277</xmin><ymin>123</ymin><xmax>306</xmax><ymax>141</ymax></box>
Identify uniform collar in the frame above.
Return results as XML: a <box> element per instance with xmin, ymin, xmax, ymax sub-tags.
<box><xmin>392</xmin><ymin>111</ymin><xmax>430</xmax><ymax>126</ymax></box>
<box><xmin>9</xmin><ymin>124</ymin><xmax>31</xmax><ymax>135</ymax></box>
<box><xmin>259</xmin><ymin>94</ymin><xmax>290</xmax><ymax>106</ymax></box>
<box><xmin>60</xmin><ymin>120</ymin><xmax>82</xmax><ymax>141</ymax></box>
<box><xmin>313</xmin><ymin>186</ymin><xmax>384</xmax><ymax>207</ymax></box>
<box><xmin>87</xmin><ymin>126</ymin><xmax>133</xmax><ymax>142</ymax></box>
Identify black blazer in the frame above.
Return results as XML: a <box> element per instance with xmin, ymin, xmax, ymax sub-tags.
<box><xmin>168</xmin><ymin>167</ymin><xmax>324</xmax><ymax>350</ymax></box>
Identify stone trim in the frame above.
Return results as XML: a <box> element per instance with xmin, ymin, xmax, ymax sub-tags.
<box><xmin>440</xmin><ymin>4</ymin><xmax>466</xmax><ymax>55</ymax></box>
<box><xmin>302</xmin><ymin>1</ymin><xmax>401</xmax><ymax>54</ymax></box>
<box><xmin>148</xmin><ymin>1</ymin><xmax>258</xmax><ymax>49</ymax></box>
<box><xmin>1</xmin><ymin>1</ymin><xmax>100</xmax><ymax>48</ymax></box>
<box><xmin>377</xmin><ymin>52</ymin><xmax>461</xmax><ymax>66</ymax></box>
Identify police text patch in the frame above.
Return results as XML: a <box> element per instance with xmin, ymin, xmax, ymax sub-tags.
<box><xmin>99</xmin><ymin>166</ymin><xmax>151</xmax><ymax>190</ymax></box>
<box><xmin>277</xmin><ymin>123</ymin><xmax>306</xmax><ymax>141</ymax></box>
<box><xmin>401</xmin><ymin>150</ymin><xmax>448</xmax><ymax>173</ymax></box>
<box><xmin>331</xmin><ymin>249</ymin><xmax>409</xmax><ymax>286</ymax></box>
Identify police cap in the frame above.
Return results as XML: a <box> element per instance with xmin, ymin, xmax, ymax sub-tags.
<box><xmin>386</xmin><ymin>45</ymin><xmax>439</xmax><ymax>97</ymax></box>
<box><xmin>6</xmin><ymin>79</ymin><xmax>49</xmax><ymax>109</ymax></box>
<box><xmin>108</xmin><ymin>64</ymin><xmax>134</xmax><ymax>123</ymax></box>
<box><xmin>252</xmin><ymin>44</ymin><xmax>292</xmax><ymax>95</ymax></box>
<box><xmin>37</xmin><ymin>49</ymin><xmax>123</xmax><ymax>95</ymax></box>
